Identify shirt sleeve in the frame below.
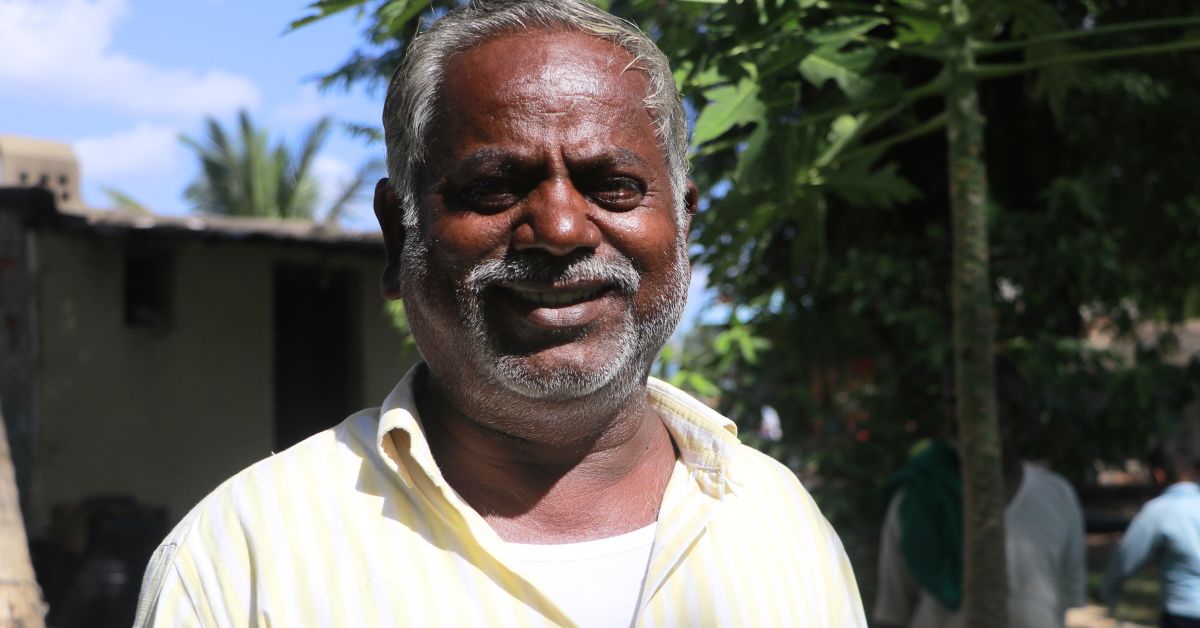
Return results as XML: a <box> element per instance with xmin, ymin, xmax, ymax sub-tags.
<box><xmin>1102</xmin><ymin>504</ymin><xmax>1163</xmax><ymax>612</ymax></box>
<box><xmin>1060</xmin><ymin>483</ymin><xmax>1088</xmax><ymax>611</ymax></box>
<box><xmin>873</xmin><ymin>493</ymin><xmax>919</xmax><ymax>626</ymax></box>
<box><xmin>133</xmin><ymin>549</ymin><xmax>208</xmax><ymax>628</ymax></box>
<box><xmin>821</xmin><ymin>515</ymin><xmax>870</xmax><ymax>628</ymax></box>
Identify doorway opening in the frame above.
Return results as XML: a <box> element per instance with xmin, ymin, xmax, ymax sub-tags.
<box><xmin>273</xmin><ymin>265</ymin><xmax>360</xmax><ymax>451</ymax></box>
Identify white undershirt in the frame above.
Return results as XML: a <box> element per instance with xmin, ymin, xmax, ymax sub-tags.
<box><xmin>508</xmin><ymin>523</ymin><xmax>657</xmax><ymax>628</ymax></box>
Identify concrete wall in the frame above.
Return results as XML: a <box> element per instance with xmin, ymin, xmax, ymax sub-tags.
<box><xmin>30</xmin><ymin>231</ymin><xmax>416</xmax><ymax>533</ymax></box>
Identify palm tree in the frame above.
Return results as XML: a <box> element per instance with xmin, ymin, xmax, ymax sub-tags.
<box><xmin>102</xmin><ymin>187</ymin><xmax>153</xmax><ymax>216</ymax></box>
<box><xmin>107</xmin><ymin>112</ymin><xmax>378</xmax><ymax>226</ymax></box>
<box><xmin>181</xmin><ymin>110</ymin><xmax>330</xmax><ymax>220</ymax></box>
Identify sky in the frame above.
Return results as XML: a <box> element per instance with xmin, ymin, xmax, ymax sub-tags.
<box><xmin>0</xmin><ymin>0</ymin><xmax>384</xmax><ymax>229</ymax></box>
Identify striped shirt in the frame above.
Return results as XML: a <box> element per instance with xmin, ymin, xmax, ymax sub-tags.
<box><xmin>135</xmin><ymin>366</ymin><xmax>866</xmax><ymax>626</ymax></box>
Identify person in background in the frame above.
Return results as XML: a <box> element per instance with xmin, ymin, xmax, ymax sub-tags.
<box><xmin>873</xmin><ymin>358</ymin><xmax>1087</xmax><ymax>627</ymax></box>
<box><xmin>1103</xmin><ymin>427</ymin><xmax>1200</xmax><ymax>628</ymax></box>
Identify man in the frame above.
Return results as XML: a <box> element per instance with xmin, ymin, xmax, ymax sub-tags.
<box><xmin>1103</xmin><ymin>432</ymin><xmax>1200</xmax><ymax>628</ymax></box>
<box><xmin>874</xmin><ymin>359</ymin><xmax>1086</xmax><ymax>628</ymax></box>
<box><xmin>134</xmin><ymin>1</ymin><xmax>865</xmax><ymax>625</ymax></box>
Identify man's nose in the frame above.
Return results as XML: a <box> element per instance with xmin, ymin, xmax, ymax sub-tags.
<box><xmin>512</xmin><ymin>178</ymin><xmax>602</xmax><ymax>256</ymax></box>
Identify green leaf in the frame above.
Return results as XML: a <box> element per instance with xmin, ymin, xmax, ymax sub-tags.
<box><xmin>896</xmin><ymin>15</ymin><xmax>943</xmax><ymax>45</ymax></box>
<box><xmin>102</xmin><ymin>187</ymin><xmax>152</xmax><ymax>215</ymax></box>
<box><xmin>805</xmin><ymin>17</ymin><xmax>889</xmax><ymax>47</ymax></box>
<box><xmin>814</xmin><ymin>113</ymin><xmax>863</xmax><ymax>168</ymax></box>
<box><xmin>687</xmin><ymin>65</ymin><xmax>726</xmax><ymax>89</ymax></box>
<box><xmin>288</xmin><ymin>0</ymin><xmax>365</xmax><ymax>31</ymax></box>
<box><xmin>799</xmin><ymin>46</ymin><xmax>879</xmax><ymax>100</ymax></box>
<box><xmin>823</xmin><ymin>161</ymin><xmax>922</xmax><ymax>208</ymax></box>
<box><xmin>378</xmin><ymin>0</ymin><xmax>425</xmax><ymax>36</ymax></box>
<box><xmin>687</xmin><ymin>372</ymin><xmax>721</xmax><ymax>397</ymax></box>
<box><xmin>692</xmin><ymin>78</ymin><xmax>766</xmax><ymax>145</ymax></box>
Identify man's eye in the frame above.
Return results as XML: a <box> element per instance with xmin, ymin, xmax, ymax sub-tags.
<box><xmin>460</xmin><ymin>179</ymin><xmax>521</xmax><ymax>212</ymax></box>
<box><xmin>589</xmin><ymin>177</ymin><xmax>645</xmax><ymax>210</ymax></box>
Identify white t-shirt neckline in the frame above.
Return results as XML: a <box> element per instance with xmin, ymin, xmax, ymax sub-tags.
<box><xmin>508</xmin><ymin>522</ymin><xmax>657</xmax><ymax>628</ymax></box>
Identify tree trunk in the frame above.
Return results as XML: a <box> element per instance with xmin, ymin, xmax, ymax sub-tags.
<box><xmin>946</xmin><ymin>2</ymin><xmax>1008</xmax><ymax>626</ymax></box>
<box><xmin>0</xmin><ymin>404</ymin><xmax>45</xmax><ymax>628</ymax></box>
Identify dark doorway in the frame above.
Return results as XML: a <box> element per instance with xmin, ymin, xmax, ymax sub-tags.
<box><xmin>273</xmin><ymin>265</ymin><xmax>360</xmax><ymax>451</ymax></box>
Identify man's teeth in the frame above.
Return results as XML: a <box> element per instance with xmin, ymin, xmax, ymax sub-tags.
<box><xmin>512</xmin><ymin>287</ymin><xmax>603</xmax><ymax>305</ymax></box>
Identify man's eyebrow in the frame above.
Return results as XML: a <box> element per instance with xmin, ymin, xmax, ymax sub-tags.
<box><xmin>573</xmin><ymin>148</ymin><xmax>650</xmax><ymax>171</ymax></box>
<box><xmin>452</xmin><ymin>148</ymin><xmax>532</xmax><ymax>173</ymax></box>
<box><xmin>449</xmin><ymin>147</ymin><xmax>652</xmax><ymax>173</ymax></box>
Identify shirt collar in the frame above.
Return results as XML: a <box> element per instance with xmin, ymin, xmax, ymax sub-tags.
<box><xmin>646</xmin><ymin>376</ymin><xmax>743</xmax><ymax>496</ymax></box>
<box><xmin>375</xmin><ymin>365</ymin><xmax>743</xmax><ymax>497</ymax></box>
<box><xmin>1165</xmin><ymin>481</ymin><xmax>1200</xmax><ymax>495</ymax></box>
<box><xmin>376</xmin><ymin>364</ymin><xmax>438</xmax><ymax>490</ymax></box>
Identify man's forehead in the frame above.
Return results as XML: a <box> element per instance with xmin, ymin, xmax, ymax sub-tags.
<box><xmin>444</xmin><ymin>29</ymin><xmax>648</xmax><ymax>108</ymax></box>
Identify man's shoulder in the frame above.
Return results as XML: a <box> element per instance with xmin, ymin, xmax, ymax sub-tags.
<box><xmin>190</xmin><ymin>408</ymin><xmax>379</xmax><ymax>522</ymax></box>
<box><xmin>1025</xmin><ymin>462</ymin><xmax>1079</xmax><ymax>502</ymax></box>
<box><xmin>728</xmin><ymin>442</ymin><xmax>829</xmax><ymax>519</ymax></box>
<box><xmin>719</xmin><ymin>442</ymin><xmax>865</xmax><ymax>622</ymax></box>
<box><xmin>731</xmin><ymin>441</ymin><xmax>807</xmax><ymax>491</ymax></box>
<box><xmin>1144</xmin><ymin>484</ymin><xmax>1200</xmax><ymax>516</ymax></box>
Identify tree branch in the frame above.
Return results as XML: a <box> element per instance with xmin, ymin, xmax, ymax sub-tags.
<box><xmin>832</xmin><ymin>111</ymin><xmax>948</xmax><ymax>165</ymax></box>
<box><xmin>973</xmin><ymin>15</ymin><xmax>1200</xmax><ymax>56</ymax></box>
<box><xmin>973</xmin><ymin>37</ymin><xmax>1200</xmax><ymax>80</ymax></box>
<box><xmin>801</xmin><ymin>72</ymin><xmax>949</xmax><ymax>127</ymax></box>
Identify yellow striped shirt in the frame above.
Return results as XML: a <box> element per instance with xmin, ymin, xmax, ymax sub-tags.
<box><xmin>135</xmin><ymin>366</ymin><xmax>866</xmax><ymax>626</ymax></box>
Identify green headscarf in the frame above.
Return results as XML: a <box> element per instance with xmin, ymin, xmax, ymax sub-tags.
<box><xmin>883</xmin><ymin>439</ymin><xmax>964</xmax><ymax>610</ymax></box>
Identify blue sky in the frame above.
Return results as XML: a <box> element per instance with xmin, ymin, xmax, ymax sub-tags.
<box><xmin>0</xmin><ymin>0</ymin><xmax>384</xmax><ymax>228</ymax></box>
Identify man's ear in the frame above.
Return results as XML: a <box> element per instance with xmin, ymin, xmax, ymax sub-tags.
<box><xmin>373</xmin><ymin>177</ymin><xmax>405</xmax><ymax>300</ymax></box>
<box><xmin>682</xmin><ymin>180</ymin><xmax>699</xmax><ymax>236</ymax></box>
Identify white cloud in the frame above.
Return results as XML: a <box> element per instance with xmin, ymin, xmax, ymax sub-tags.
<box><xmin>74</xmin><ymin>123</ymin><xmax>181</xmax><ymax>180</ymax></box>
<box><xmin>0</xmin><ymin>0</ymin><xmax>260</xmax><ymax>118</ymax></box>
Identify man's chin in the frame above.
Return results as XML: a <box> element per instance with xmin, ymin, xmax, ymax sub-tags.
<box><xmin>488</xmin><ymin>355</ymin><xmax>633</xmax><ymax>401</ymax></box>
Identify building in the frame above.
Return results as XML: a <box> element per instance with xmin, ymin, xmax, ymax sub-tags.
<box><xmin>0</xmin><ymin>137</ymin><xmax>415</xmax><ymax>621</ymax></box>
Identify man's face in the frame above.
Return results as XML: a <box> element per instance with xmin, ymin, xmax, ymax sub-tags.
<box><xmin>395</xmin><ymin>30</ymin><xmax>693</xmax><ymax>401</ymax></box>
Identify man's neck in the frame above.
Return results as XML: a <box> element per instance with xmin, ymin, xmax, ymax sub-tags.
<box><xmin>414</xmin><ymin>368</ymin><xmax>678</xmax><ymax>544</ymax></box>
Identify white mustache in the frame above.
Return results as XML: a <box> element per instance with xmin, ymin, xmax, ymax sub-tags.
<box><xmin>465</xmin><ymin>254</ymin><xmax>640</xmax><ymax>295</ymax></box>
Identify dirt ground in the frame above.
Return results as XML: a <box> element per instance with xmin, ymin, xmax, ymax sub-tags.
<box><xmin>1066</xmin><ymin>532</ymin><xmax>1162</xmax><ymax>628</ymax></box>
<box><xmin>1067</xmin><ymin>604</ymin><xmax>1154</xmax><ymax>628</ymax></box>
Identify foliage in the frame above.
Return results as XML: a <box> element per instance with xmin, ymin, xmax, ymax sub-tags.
<box><xmin>182</xmin><ymin>110</ymin><xmax>329</xmax><ymax>219</ymax></box>
<box><xmin>101</xmin><ymin>187</ymin><xmax>152</xmax><ymax>216</ymax></box>
<box><xmin>642</xmin><ymin>2</ymin><xmax>1200</xmax><ymax>607</ymax></box>
<box><xmin>179</xmin><ymin>110</ymin><xmax>383</xmax><ymax>224</ymax></box>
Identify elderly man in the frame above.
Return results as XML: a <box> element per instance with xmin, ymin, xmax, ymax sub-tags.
<box><xmin>135</xmin><ymin>1</ymin><xmax>864</xmax><ymax>625</ymax></box>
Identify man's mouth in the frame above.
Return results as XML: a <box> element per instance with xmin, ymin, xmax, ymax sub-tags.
<box><xmin>508</xmin><ymin>285</ymin><xmax>608</xmax><ymax>306</ymax></box>
<box><xmin>486</xmin><ymin>281</ymin><xmax>619</xmax><ymax>332</ymax></box>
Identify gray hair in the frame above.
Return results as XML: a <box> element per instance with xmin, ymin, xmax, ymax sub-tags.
<box><xmin>382</xmin><ymin>0</ymin><xmax>689</xmax><ymax>229</ymax></box>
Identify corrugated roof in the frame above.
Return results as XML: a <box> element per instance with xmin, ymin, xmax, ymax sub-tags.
<box><xmin>1</xmin><ymin>187</ymin><xmax>384</xmax><ymax>252</ymax></box>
